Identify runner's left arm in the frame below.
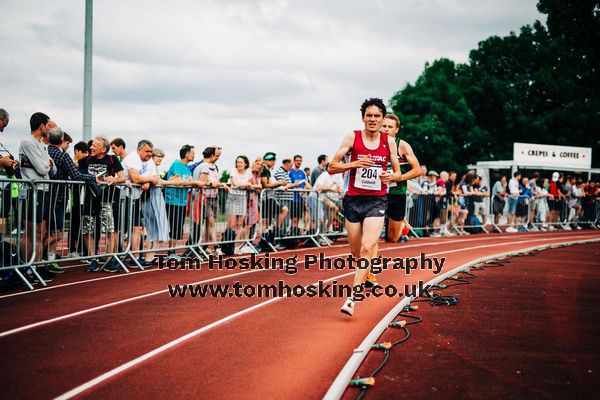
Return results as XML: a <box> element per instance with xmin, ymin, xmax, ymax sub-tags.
<box><xmin>397</xmin><ymin>139</ymin><xmax>421</xmax><ymax>182</ymax></box>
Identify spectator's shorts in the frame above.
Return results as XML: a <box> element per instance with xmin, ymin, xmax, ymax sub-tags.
<box><xmin>516</xmin><ymin>202</ymin><xmax>528</xmax><ymax>218</ymax></box>
<box><xmin>289</xmin><ymin>199</ymin><xmax>306</xmax><ymax>220</ymax></box>
<box><xmin>548</xmin><ymin>199</ymin><xmax>561</xmax><ymax>211</ymax></box>
<box><xmin>508</xmin><ymin>197</ymin><xmax>518</xmax><ymax>214</ymax></box>
<box><xmin>25</xmin><ymin>190</ymin><xmax>51</xmax><ymax>223</ymax></box>
<box><xmin>493</xmin><ymin>196</ymin><xmax>505</xmax><ymax>215</ymax></box>
<box><xmin>343</xmin><ymin>195</ymin><xmax>387</xmax><ymax>223</ymax></box>
<box><xmin>204</xmin><ymin>196</ymin><xmax>219</xmax><ymax>218</ymax></box>
<box><xmin>82</xmin><ymin>203</ymin><xmax>115</xmax><ymax>234</ymax></box>
<box><xmin>166</xmin><ymin>204</ymin><xmax>187</xmax><ymax>240</ymax></box>
<box><xmin>261</xmin><ymin>197</ymin><xmax>282</xmax><ymax>220</ymax></box>
<box><xmin>48</xmin><ymin>198</ymin><xmax>66</xmax><ymax>232</ymax></box>
<box><xmin>307</xmin><ymin>196</ymin><xmax>323</xmax><ymax>222</ymax></box>
<box><xmin>386</xmin><ymin>194</ymin><xmax>406</xmax><ymax>221</ymax></box>
<box><xmin>124</xmin><ymin>197</ymin><xmax>143</xmax><ymax>229</ymax></box>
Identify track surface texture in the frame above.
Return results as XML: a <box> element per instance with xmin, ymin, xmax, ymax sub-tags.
<box><xmin>345</xmin><ymin>241</ymin><xmax>600</xmax><ymax>400</ymax></box>
<box><xmin>1</xmin><ymin>231</ymin><xmax>599</xmax><ymax>399</ymax></box>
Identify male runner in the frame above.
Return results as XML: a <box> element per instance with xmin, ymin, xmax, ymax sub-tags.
<box><xmin>328</xmin><ymin>98</ymin><xmax>403</xmax><ymax>316</ymax></box>
<box><xmin>365</xmin><ymin>113</ymin><xmax>421</xmax><ymax>288</ymax></box>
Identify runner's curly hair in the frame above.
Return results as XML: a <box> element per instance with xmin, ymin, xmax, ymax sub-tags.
<box><xmin>360</xmin><ymin>98</ymin><xmax>386</xmax><ymax>118</ymax></box>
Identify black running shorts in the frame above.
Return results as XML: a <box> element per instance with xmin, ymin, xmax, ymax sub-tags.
<box><xmin>342</xmin><ymin>195</ymin><xmax>388</xmax><ymax>223</ymax></box>
<box><xmin>386</xmin><ymin>194</ymin><xmax>406</xmax><ymax>222</ymax></box>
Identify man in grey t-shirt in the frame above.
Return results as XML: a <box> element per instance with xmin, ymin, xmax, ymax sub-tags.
<box><xmin>19</xmin><ymin>112</ymin><xmax>57</xmax><ymax>263</ymax></box>
<box><xmin>310</xmin><ymin>154</ymin><xmax>328</xmax><ymax>186</ymax></box>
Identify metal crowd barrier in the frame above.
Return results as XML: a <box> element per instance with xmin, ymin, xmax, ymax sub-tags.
<box><xmin>259</xmin><ymin>188</ymin><xmax>322</xmax><ymax>250</ymax></box>
<box><xmin>0</xmin><ymin>178</ymin><xmax>41</xmax><ymax>289</ymax></box>
<box><xmin>405</xmin><ymin>193</ymin><xmax>452</xmax><ymax>237</ymax></box>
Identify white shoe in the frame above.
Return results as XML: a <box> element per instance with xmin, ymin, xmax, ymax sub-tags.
<box><xmin>238</xmin><ymin>245</ymin><xmax>255</xmax><ymax>254</ymax></box>
<box><xmin>213</xmin><ymin>248</ymin><xmax>225</xmax><ymax>256</ymax></box>
<box><xmin>340</xmin><ymin>298</ymin><xmax>355</xmax><ymax>316</ymax></box>
<box><xmin>506</xmin><ymin>227</ymin><xmax>517</xmax><ymax>233</ymax></box>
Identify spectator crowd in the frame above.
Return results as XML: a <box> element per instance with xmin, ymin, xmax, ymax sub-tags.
<box><xmin>1</xmin><ymin>109</ymin><xmax>598</xmax><ymax>287</ymax></box>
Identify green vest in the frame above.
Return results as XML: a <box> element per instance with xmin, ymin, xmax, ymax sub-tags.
<box><xmin>388</xmin><ymin>136</ymin><xmax>409</xmax><ymax>195</ymax></box>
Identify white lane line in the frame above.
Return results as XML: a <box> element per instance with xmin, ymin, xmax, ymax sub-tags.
<box><xmin>52</xmin><ymin>234</ymin><xmax>597</xmax><ymax>400</ymax></box>
<box><xmin>1</xmin><ymin>233</ymin><xmax>595</xmax><ymax>339</ymax></box>
<box><xmin>0</xmin><ymin>233</ymin><xmax>555</xmax><ymax>300</ymax></box>
<box><xmin>0</xmin><ymin>243</ymin><xmax>352</xmax><ymax>300</ymax></box>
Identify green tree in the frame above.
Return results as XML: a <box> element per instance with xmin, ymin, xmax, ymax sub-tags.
<box><xmin>389</xmin><ymin>1</ymin><xmax>600</xmax><ymax>170</ymax></box>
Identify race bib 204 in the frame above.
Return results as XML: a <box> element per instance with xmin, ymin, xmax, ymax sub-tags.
<box><xmin>354</xmin><ymin>166</ymin><xmax>382</xmax><ymax>191</ymax></box>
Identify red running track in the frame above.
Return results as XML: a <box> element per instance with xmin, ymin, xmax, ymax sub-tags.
<box><xmin>0</xmin><ymin>231</ymin><xmax>598</xmax><ymax>399</ymax></box>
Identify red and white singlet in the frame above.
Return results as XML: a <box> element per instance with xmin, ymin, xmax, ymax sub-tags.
<box><xmin>346</xmin><ymin>130</ymin><xmax>390</xmax><ymax>197</ymax></box>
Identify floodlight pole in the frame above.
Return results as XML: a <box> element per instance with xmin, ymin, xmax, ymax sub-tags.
<box><xmin>82</xmin><ymin>0</ymin><xmax>93</xmax><ymax>142</ymax></box>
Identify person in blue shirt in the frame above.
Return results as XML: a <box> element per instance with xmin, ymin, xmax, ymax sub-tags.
<box><xmin>164</xmin><ymin>145</ymin><xmax>205</xmax><ymax>260</ymax></box>
<box><xmin>288</xmin><ymin>154</ymin><xmax>312</xmax><ymax>232</ymax></box>
<box><xmin>516</xmin><ymin>177</ymin><xmax>534</xmax><ymax>227</ymax></box>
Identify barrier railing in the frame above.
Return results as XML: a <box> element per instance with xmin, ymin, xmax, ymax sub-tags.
<box><xmin>259</xmin><ymin>188</ymin><xmax>322</xmax><ymax>250</ymax></box>
<box><xmin>405</xmin><ymin>193</ymin><xmax>450</xmax><ymax>237</ymax></box>
<box><xmin>2</xmin><ymin>176</ymin><xmax>597</xmax><ymax>291</ymax></box>
<box><xmin>0</xmin><ymin>178</ymin><xmax>42</xmax><ymax>289</ymax></box>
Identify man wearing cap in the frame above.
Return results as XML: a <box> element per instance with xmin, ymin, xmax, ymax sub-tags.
<box><xmin>328</xmin><ymin>98</ymin><xmax>403</xmax><ymax>317</ymax></box>
<box><xmin>260</xmin><ymin>152</ymin><xmax>289</xmax><ymax>238</ymax></box>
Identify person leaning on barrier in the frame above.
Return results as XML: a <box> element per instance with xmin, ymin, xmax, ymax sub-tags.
<box><xmin>515</xmin><ymin>176</ymin><xmax>533</xmax><ymax>228</ymax></box>
<box><xmin>310</xmin><ymin>154</ymin><xmax>328</xmax><ymax>186</ymax></box>
<box><xmin>244</xmin><ymin>157</ymin><xmax>263</xmax><ymax>250</ymax></box>
<box><xmin>492</xmin><ymin>175</ymin><xmax>507</xmax><ymax>227</ymax></box>
<box><xmin>506</xmin><ymin>171</ymin><xmax>521</xmax><ymax>232</ymax></box>
<box><xmin>260</xmin><ymin>152</ymin><xmax>288</xmax><ymax>237</ymax></box>
<box><xmin>309</xmin><ymin>165</ymin><xmax>343</xmax><ymax>234</ymax></box>
<box><xmin>535</xmin><ymin>178</ymin><xmax>551</xmax><ymax>230</ymax></box>
<box><xmin>46</xmin><ymin>127</ymin><xmax>98</xmax><ymax>273</ymax></box>
<box><xmin>78</xmin><ymin>136</ymin><xmax>126</xmax><ymax>273</ymax></box>
<box><xmin>0</xmin><ymin>108</ymin><xmax>20</xmax><ymax>225</ymax></box>
<box><xmin>422</xmin><ymin>170</ymin><xmax>443</xmax><ymax>237</ymax></box>
<box><xmin>120</xmin><ymin>139</ymin><xmax>159</xmax><ymax>270</ymax></box>
<box><xmin>18</xmin><ymin>112</ymin><xmax>57</xmax><ymax>268</ymax></box>
<box><xmin>472</xmin><ymin>175</ymin><xmax>489</xmax><ymax>225</ymax></box>
<box><xmin>192</xmin><ymin>146</ymin><xmax>230</xmax><ymax>256</ymax></box>
<box><xmin>288</xmin><ymin>154</ymin><xmax>312</xmax><ymax>234</ymax></box>
<box><xmin>226</xmin><ymin>155</ymin><xmax>261</xmax><ymax>254</ymax></box>
<box><xmin>110</xmin><ymin>138</ymin><xmax>128</xmax><ymax>160</ymax></box>
<box><xmin>141</xmin><ymin>148</ymin><xmax>171</xmax><ymax>262</ymax></box>
<box><xmin>273</xmin><ymin>158</ymin><xmax>303</xmax><ymax>241</ymax></box>
<box><xmin>163</xmin><ymin>145</ymin><xmax>203</xmax><ymax>261</ymax></box>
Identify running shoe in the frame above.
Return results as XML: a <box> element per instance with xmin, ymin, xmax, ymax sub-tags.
<box><xmin>364</xmin><ymin>273</ymin><xmax>380</xmax><ymax>289</ymax></box>
<box><xmin>46</xmin><ymin>263</ymin><xmax>66</xmax><ymax>274</ymax></box>
<box><xmin>340</xmin><ymin>297</ymin><xmax>355</xmax><ymax>316</ymax></box>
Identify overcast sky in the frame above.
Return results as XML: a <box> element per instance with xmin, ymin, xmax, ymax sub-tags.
<box><xmin>0</xmin><ymin>0</ymin><xmax>545</xmax><ymax>172</ymax></box>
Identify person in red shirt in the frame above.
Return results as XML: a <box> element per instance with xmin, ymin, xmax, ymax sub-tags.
<box><xmin>328</xmin><ymin>98</ymin><xmax>404</xmax><ymax>316</ymax></box>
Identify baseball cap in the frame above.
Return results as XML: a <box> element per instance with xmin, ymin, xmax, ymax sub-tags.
<box><xmin>552</xmin><ymin>172</ymin><xmax>559</xmax><ymax>181</ymax></box>
<box><xmin>263</xmin><ymin>152</ymin><xmax>276</xmax><ymax>161</ymax></box>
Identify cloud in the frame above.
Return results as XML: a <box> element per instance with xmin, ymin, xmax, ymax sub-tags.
<box><xmin>0</xmin><ymin>0</ymin><xmax>545</xmax><ymax>172</ymax></box>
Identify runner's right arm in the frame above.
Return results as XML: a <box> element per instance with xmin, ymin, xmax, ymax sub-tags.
<box><xmin>328</xmin><ymin>132</ymin><xmax>373</xmax><ymax>175</ymax></box>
